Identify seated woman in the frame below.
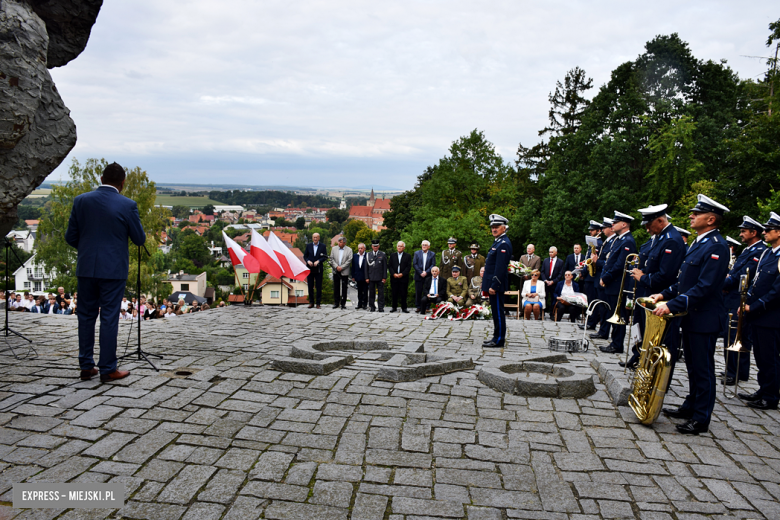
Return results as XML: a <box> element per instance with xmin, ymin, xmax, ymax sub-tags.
<box><xmin>177</xmin><ymin>298</ymin><xmax>189</xmax><ymax>313</ymax></box>
<box><xmin>521</xmin><ymin>270</ymin><xmax>545</xmax><ymax>320</ymax></box>
<box><xmin>553</xmin><ymin>271</ymin><xmax>581</xmax><ymax>322</ymax></box>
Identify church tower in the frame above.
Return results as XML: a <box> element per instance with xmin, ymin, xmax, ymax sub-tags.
<box><xmin>368</xmin><ymin>188</ymin><xmax>375</xmax><ymax>208</ymax></box>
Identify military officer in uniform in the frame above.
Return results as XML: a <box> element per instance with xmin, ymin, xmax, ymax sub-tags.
<box><xmin>721</xmin><ymin>216</ymin><xmax>766</xmax><ymax>385</ymax></box>
<box><xmin>652</xmin><ymin>194</ymin><xmax>731</xmax><ymax>435</ymax></box>
<box><xmin>464</xmin><ymin>243</ymin><xmax>485</xmax><ymax>285</ymax></box>
<box><xmin>599</xmin><ymin>211</ymin><xmax>637</xmax><ymax>354</ymax></box>
<box><xmin>624</xmin><ymin>206</ymin><xmax>685</xmax><ymax>372</ymax></box>
<box><xmin>482</xmin><ymin>215</ymin><xmax>513</xmax><ymax>348</ymax></box>
<box><xmin>446</xmin><ymin>266</ymin><xmax>469</xmax><ymax>306</ymax></box>
<box><xmin>440</xmin><ymin>238</ymin><xmax>464</xmax><ymax>281</ymax></box>
<box><xmin>738</xmin><ymin>212</ymin><xmax>780</xmax><ymax>410</ymax></box>
<box><xmin>366</xmin><ymin>239</ymin><xmax>388</xmax><ymax>312</ymax></box>
<box><xmin>675</xmin><ymin>226</ymin><xmax>691</xmax><ymax>247</ymax></box>
<box><xmin>579</xmin><ymin>220</ymin><xmax>603</xmax><ymax>330</ymax></box>
<box><xmin>589</xmin><ymin>218</ymin><xmax>616</xmax><ymax>336</ymax></box>
<box><xmin>466</xmin><ymin>266</ymin><xmax>484</xmax><ymax>306</ymax></box>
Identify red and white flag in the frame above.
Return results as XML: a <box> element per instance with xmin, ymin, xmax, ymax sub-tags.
<box><xmin>250</xmin><ymin>229</ymin><xmax>284</xmax><ymax>279</ymax></box>
<box><xmin>266</xmin><ymin>231</ymin><xmax>310</xmax><ymax>281</ymax></box>
<box><xmin>222</xmin><ymin>231</ymin><xmax>260</xmax><ymax>273</ymax></box>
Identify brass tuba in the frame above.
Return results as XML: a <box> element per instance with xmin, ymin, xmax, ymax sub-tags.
<box><xmin>606</xmin><ymin>253</ymin><xmax>640</xmax><ymax>325</ymax></box>
<box><xmin>628</xmin><ymin>297</ymin><xmax>687</xmax><ymax>424</ymax></box>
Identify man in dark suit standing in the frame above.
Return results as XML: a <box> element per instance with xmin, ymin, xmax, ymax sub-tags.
<box><xmin>541</xmin><ymin>246</ymin><xmax>564</xmax><ymax>318</ymax></box>
<box><xmin>388</xmin><ymin>241</ymin><xmax>412</xmax><ymax>313</ymax></box>
<box><xmin>65</xmin><ymin>163</ymin><xmax>146</xmax><ymax>382</ymax></box>
<box><xmin>303</xmin><ymin>233</ymin><xmax>328</xmax><ymax>308</ymax></box>
<box><xmin>564</xmin><ymin>244</ymin><xmax>585</xmax><ymax>274</ymax></box>
<box><xmin>652</xmin><ymin>195</ymin><xmax>731</xmax><ymax>434</ymax></box>
<box><xmin>413</xmin><ymin>240</ymin><xmax>436</xmax><ymax>313</ymax></box>
<box><xmin>351</xmin><ymin>243</ymin><xmax>369</xmax><ymax>309</ymax></box>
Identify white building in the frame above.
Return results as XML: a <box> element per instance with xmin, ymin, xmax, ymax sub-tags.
<box><xmin>6</xmin><ymin>230</ymin><xmax>35</xmax><ymax>253</ymax></box>
<box><xmin>214</xmin><ymin>205</ymin><xmax>245</xmax><ymax>213</ymax></box>
<box><xmin>164</xmin><ymin>271</ymin><xmax>207</xmax><ymax>297</ymax></box>
<box><xmin>13</xmin><ymin>254</ymin><xmax>54</xmax><ymax>295</ymax></box>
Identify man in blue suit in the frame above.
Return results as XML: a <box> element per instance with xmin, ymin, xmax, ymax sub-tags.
<box><xmin>65</xmin><ymin>163</ymin><xmax>146</xmax><ymax>382</ymax></box>
<box><xmin>738</xmin><ymin>212</ymin><xmax>780</xmax><ymax>410</ymax></box>
<box><xmin>412</xmin><ymin>240</ymin><xmax>436</xmax><ymax>313</ymax></box>
<box><xmin>351</xmin><ymin>243</ymin><xmax>369</xmax><ymax>309</ymax></box>
<box><xmin>625</xmin><ymin>206</ymin><xmax>685</xmax><ymax>372</ymax></box>
<box><xmin>652</xmin><ymin>194</ymin><xmax>731</xmax><ymax>435</ymax></box>
<box><xmin>303</xmin><ymin>233</ymin><xmax>328</xmax><ymax>308</ymax></box>
<box><xmin>482</xmin><ymin>214</ymin><xmax>513</xmax><ymax>348</ymax></box>
<box><xmin>599</xmin><ymin>211</ymin><xmax>637</xmax><ymax>354</ymax></box>
<box><xmin>721</xmin><ymin>216</ymin><xmax>766</xmax><ymax>385</ymax></box>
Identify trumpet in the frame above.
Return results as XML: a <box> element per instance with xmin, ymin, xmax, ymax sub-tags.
<box><xmin>607</xmin><ymin>253</ymin><xmax>640</xmax><ymax>326</ymax></box>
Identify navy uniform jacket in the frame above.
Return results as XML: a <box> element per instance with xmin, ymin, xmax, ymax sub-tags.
<box><xmin>65</xmin><ymin>185</ymin><xmax>146</xmax><ymax>280</ymax></box>
<box><xmin>582</xmin><ymin>238</ymin><xmax>603</xmax><ymax>284</ymax></box>
<box><xmin>723</xmin><ymin>241</ymin><xmax>767</xmax><ymax>309</ymax></box>
<box><xmin>482</xmin><ymin>233</ymin><xmax>513</xmax><ymax>294</ymax></box>
<box><xmin>594</xmin><ymin>235</ymin><xmax>617</xmax><ymax>275</ymax></box>
<box><xmin>661</xmin><ymin>231</ymin><xmax>730</xmax><ymax>334</ymax></box>
<box><xmin>601</xmin><ymin>232</ymin><xmax>637</xmax><ymax>296</ymax></box>
<box><xmin>746</xmin><ymin>246</ymin><xmax>780</xmax><ymax>328</ymax></box>
<box><xmin>637</xmin><ymin>225</ymin><xmax>686</xmax><ymax>297</ymax></box>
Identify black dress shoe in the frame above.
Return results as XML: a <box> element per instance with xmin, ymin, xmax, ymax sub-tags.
<box><xmin>721</xmin><ymin>376</ymin><xmax>737</xmax><ymax>386</ymax></box>
<box><xmin>663</xmin><ymin>407</ymin><xmax>693</xmax><ymax>419</ymax></box>
<box><xmin>586</xmin><ymin>326</ymin><xmax>596</xmax><ymax>331</ymax></box>
<box><xmin>577</xmin><ymin>324</ymin><xmax>585</xmax><ymax>330</ymax></box>
<box><xmin>590</xmin><ymin>333</ymin><xmax>608</xmax><ymax>340</ymax></box>
<box><xmin>389</xmin><ymin>308</ymin><xmax>397</xmax><ymax>313</ymax></box>
<box><xmin>369</xmin><ymin>308</ymin><xmax>375</xmax><ymax>312</ymax></box>
<box><xmin>718</xmin><ymin>371</ymin><xmax>725</xmax><ymax>377</ymax></box>
<box><xmin>747</xmin><ymin>399</ymin><xmax>779</xmax><ymax>410</ymax></box>
<box><xmin>377</xmin><ymin>309</ymin><xmax>384</xmax><ymax>313</ymax></box>
<box><xmin>676</xmin><ymin>419</ymin><xmax>708</xmax><ymax>435</ymax></box>
<box><xmin>483</xmin><ymin>341</ymin><xmax>504</xmax><ymax>348</ymax></box>
<box><xmin>738</xmin><ymin>391</ymin><xmax>762</xmax><ymax>402</ymax></box>
<box><xmin>401</xmin><ymin>309</ymin><xmax>409</xmax><ymax>313</ymax></box>
<box><xmin>333</xmin><ymin>305</ymin><xmax>340</xmax><ymax>309</ymax></box>
<box><xmin>341</xmin><ymin>305</ymin><xmax>347</xmax><ymax>310</ymax></box>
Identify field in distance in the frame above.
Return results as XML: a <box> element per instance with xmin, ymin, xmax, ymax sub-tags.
<box><xmin>155</xmin><ymin>195</ymin><xmax>225</xmax><ymax>207</ymax></box>
<box><xmin>27</xmin><ymin>188</ymin><xmax>52</xmax><ymax>198</ymax></box>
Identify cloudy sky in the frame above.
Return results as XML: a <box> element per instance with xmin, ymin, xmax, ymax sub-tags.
<box><xmin>48</xmin><ymin>1</ymin><xmax>778</xmax><ymax>191</ymax></box>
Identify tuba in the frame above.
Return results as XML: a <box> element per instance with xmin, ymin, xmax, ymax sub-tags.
<box><xmin>606</xmin><ymin>253</ymin><xmax>640</xmax><ymax>325</ymax></box>
<box><xmin>628</xmin><ymin>297</ymin><xmax>687</xmax><ymax>424</ymax></box>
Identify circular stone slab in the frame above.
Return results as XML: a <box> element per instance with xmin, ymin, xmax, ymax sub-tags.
<box><xmin>478</xmin><ymin>357</ymin><xmax>596</xmax><ymax>398</ymax></box>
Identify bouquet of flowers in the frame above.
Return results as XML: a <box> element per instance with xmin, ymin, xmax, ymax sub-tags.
<box><xmin>508</xmin><ymin>260</ymin><xmax>534</xmax><ymax>278</ymax></box>
<box><xmin>449</xmin><ymin>304</ymin><xmax>492</xmax><ymax>321</ymax></box>
<box><xmin>424</xmin><ymin>302</ymin><xmax>459</xmax><ymax>320</ymax></box>
<box><xmin>559</xmin><ymin>292</ymin><xmax>588</xmax><ymax>308</ymax></box>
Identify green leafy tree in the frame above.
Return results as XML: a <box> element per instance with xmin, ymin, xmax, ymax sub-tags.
<box><xmin>351</xmin><ymin>228</ymin><xmax>376</xmax><ymax>252</ymax></box>
<box><xmin>177</xmin><ymin>230</ymin><xmax>212</xmax><ymax>266</ymax></box>
<box><xmin>343</xmin><ymin>219</ymin><xmax>367</xmax><ymax>244</ymax></box>
<box><xmin>326</xmin><ymin>208</ymin><xmax>349</xmax><ymax>223</ymax></box>
<box><xmin>171</xmin><ymin>205</ymin><xmax>190</xmax><ymax>219</ymax></box>
<box><xmin>295</xmin><ymin>217</ymin><xmax>306</xmax><ymax>230</ymax></box>
<box><xmin>202</xmin><ymin>204</ymin><xmax>215</xmax><ymax>216</ymax></box>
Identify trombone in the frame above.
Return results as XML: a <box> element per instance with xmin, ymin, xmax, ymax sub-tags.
<box><xmin>724</xmin><ymin>269</ymin><xmax>750</xmax><ymax>398</ymax></box>
<box><xmin>606</xmin><ymin>253</ymin><xmax>640</xmax><ymax>326</ymax></box>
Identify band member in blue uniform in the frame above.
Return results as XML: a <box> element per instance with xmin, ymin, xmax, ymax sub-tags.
<box><xmin>738</xmin><ymin>212</ymin><xmax>780</xmax><ymax>410</ymax></box>
<box><xmin>482</xmin><ymin>214</ymin><xmax>513</xmax><ymax>348</ymax></box>
<box><xmin>599</xmin><ymin>211</ymin><xmax>637</xmax><ymax>354</ymax></box>
<box><xmin>625</xmin><ymin>206</ymin><xmax>685</xmax><ymax>373</ymax></box>
<box><xmin>721</xmin><ymin>216</ymin><xmax>767</xmax><ymax>385</ymax></box>
<box><xmin>651</xmin><ymin>194</ymin><xmax>731</xmax><ymax>435</ymax></box>
<box><xmin>675</xmin><ymin>226</ymin><xmax>691</xmax><ymax>248</ymax></box>
<box><xmin>589</xmin><ymin>218</ymin><xmax>616</xmax><ymax>337</ymax></box>
<box><xmin>579</xmin><ymin>220</ymin><xmax>603</xmax><ymax>330</ymax></box>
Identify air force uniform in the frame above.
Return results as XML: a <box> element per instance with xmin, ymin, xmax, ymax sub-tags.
<box><xmin>590</xmin><ymin>218</ymin><xmax>616</xmax><ymax>332</ymax></box>
<box><xmin>661</xmin><ymin>195</ymin><xmax>730</xmax><ymax>431</ymax></box>
<box><xmin>482</xmin><ymin>215</ymin><xmax>513</xmax><ymax>347</ymax></box>
<box><xmin>722</xmin><ymin>216</ymin><xmax>767</xmax><ymax>382</ymax></box>
<box><xmin>600</xmin><ymin>212</ymin><xmax>637</xmax><ymax>353</ymax></box>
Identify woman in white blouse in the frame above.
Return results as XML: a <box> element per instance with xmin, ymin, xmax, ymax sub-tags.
<box><xmin>522</xmin><ymin>270</ymin><xmax>545</xmax><ymax>320</ymax></box>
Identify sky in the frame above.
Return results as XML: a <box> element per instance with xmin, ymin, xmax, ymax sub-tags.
<box><xmin>48</xmin><ymin>1</ymin><xmax>778</xmax><ymax>191</ymax></box>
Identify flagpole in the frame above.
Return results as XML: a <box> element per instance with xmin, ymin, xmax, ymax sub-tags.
<box><xmin>247</xmin><ymin>271</ymin><xmax>262</xmax><ymax>305</ymax></box>
<box><xmin>232</xmin><ymin>269</ymin><xmax>245</xmax><ymax>305</ymax></box>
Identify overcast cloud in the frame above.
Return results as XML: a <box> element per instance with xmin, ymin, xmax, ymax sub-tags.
<box><xmin>47</xmin><ymin>1</ymin><xmax>778</xmax><ymax>190</ymax></box>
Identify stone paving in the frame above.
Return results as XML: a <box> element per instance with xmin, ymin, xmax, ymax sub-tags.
<box><xmin>0</xmin><ymin>306</ymin><xmax>779</xmax><ymax>519</ymax></box>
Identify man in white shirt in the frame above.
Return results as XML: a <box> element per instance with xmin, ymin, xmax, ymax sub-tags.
<box><xmin>329</xmin><ymin>236</ymin><xmax>353</xmax><ymax>309</ymax></box>
<box><xmin>351</xmin><ymin>243</ymin><xmax>369</xmax><ymax>309</ymax></box>
<box><xmin>418</xmin><ymin>266</ymin><xmax>445</xmax><ymax>314</ymax></box>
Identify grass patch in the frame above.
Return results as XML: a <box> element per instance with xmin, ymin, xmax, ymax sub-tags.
<box><xmin>155</xmin><ymin>195</ymin><xmax>225</xmax><ymax>207</ymax></box>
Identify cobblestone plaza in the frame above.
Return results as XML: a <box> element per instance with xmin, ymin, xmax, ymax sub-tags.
<box><xmin>1</xmin><ymin>307</ymin><xmax>779</xmax><ymax>519</ymax></box>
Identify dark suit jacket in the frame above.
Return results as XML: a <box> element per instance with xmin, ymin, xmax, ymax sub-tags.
<box><xmin>351</xmin><ymin>253</ymin><xmax>369</xmax><ymax>280</ymax></box>
<box><xmin>65</xmin><ymin>185</ymin><xmax>146</xmax><ymax>279</ymax></box>
<box><xmin>303</xmin><ymin>242</ymin><xmax>328</xmax><ymax>273</ymax></box>
<box><xmin>553</xmin><ymin>281</ymin><xmax>581</xmax><ymax>299</ymax></box>
<box><xmin>540</xmin><ymin>257</ymin><xmax>564</xmax><ymax>285</ymax></box>
<box><xmin>564</xmin><ymin>253</ymin><xmax>585</xmax><ymax>274</ymax></box>
<box><xmin>388</xmin><ymin>251</ymin><xmax>412</xmax><ymax>279</ymax></box>
<box><xmin>422</xmin><ymin>276</ymin><xmax>445</xmax><ymax>298</ymax></box>
<box><xmin>413</xmin><ymin>250</ymin><xmax>436</xmax><ymax>281</ymax></box>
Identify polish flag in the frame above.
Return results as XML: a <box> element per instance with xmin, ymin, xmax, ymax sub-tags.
<box><xmin>222</xmin><ymin>231</ymin><xmax>260</xmax><ymax>273</ymax></box>
<box><xmin>250</xmin><ymin>229</ymin><xmax>284</xmax><ymax>279</ymax></box>
<box><xmin>266</xmin><ymin>231</ymin><xmax>310</xmax><ymax>281</ymax></box>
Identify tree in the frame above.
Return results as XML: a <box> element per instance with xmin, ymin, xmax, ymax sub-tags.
<box><xmin>177</xmin><ymin>230</ymin><xmax>211</xmax><ymax>266</ymax></box>
<box><xmin>343</xmin><ymin>219</ymin><xmax>368</xmax><ymax>244</ymax></box>
<box><xmin>326</xmin><ymin>208</ymin><xmax>349</xmax><ymax>223</ymax></box>
<box><xmin>171</xmin><ymin>205</ymin><xmax>190</xmax><ymax>219</ymax></box>
<box><xmin>351</xmin><ymin>228</ymin><xmax>377</xmax><ymax>252</ymax></box>
<box><xmin>36</xmin><ymin>158</ymin><xmax>168</xmax><ymax>290</ymax></box>
<box><xmin>202</xmin><ymin>204</ymin><xmax>215</xmax><ymax>216</ymax></box>
<box><xmin>295</xmin><ymin>217</ymin><xmax>306</xmax><ymax>230</ymax></box>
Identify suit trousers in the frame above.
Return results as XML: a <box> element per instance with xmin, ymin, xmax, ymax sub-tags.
<box><xmin>307</xmin><ymin>269</ymin><xmax>323</xmax><ymax>305</ymax></box>
<box><xmin>414</xmin><ymin>279</ymin><xmax>426</xmax><ymax>308</ymax></box>
<box><xmin>724</xmin><ymin>306</ymin><xmax>752</xmax><ymax>380</ymax></box>
<box><xmin>355</xmin><ymin>280</ymin><xmax>368</xmax><ymax>309</ymax></box>
<box><xmin>390</xmin><ymin>277</ymin><xmax>409</xmax><ymax>310</ymax></box>
<box><xmin>76</xmin><ymin>277</ymin><xmax>126</xmax><ymax>375</ymax></box>
<box><xmin>608</xmin><ymin>295</ymin><xmax>627</xmax><ymax>352</ymax></box>
<box><xmin>333</xmin><ymin>272</ymin><xmax>349</xmax><ymax>306</ymax></box>
<box><xmin>752</xmin><ymin>325</ymin><xmax>780</xmax><ymax>404</ymax></box>
<box><xmin>419</xmin><ymin>294</ymin><xmax>444</xmax><ymax>312</ymax></box>
<box><xmin>368</xmin><ymin>280</ymin><xmax>385</xmax><ymax>311</ymax></box>
<box><xmin>489</xmin><ymin>292</ymin><xmax>506</xmax><ymax>345</ymax></box>
<box><xmin>679</xmin><ymin>331</ymin><xmax>717</xmax><ymax>426</ymax></box>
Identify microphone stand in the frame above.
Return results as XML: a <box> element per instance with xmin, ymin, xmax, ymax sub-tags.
<box><xmin>1</xmin><ymin>238</ymin><xmax>36</xmax><ymax>359</ymax></box>
<box><xmin>118</xmin><ymin>244</ymin><xmax>162</xmax><ymax>370</ymax></box>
